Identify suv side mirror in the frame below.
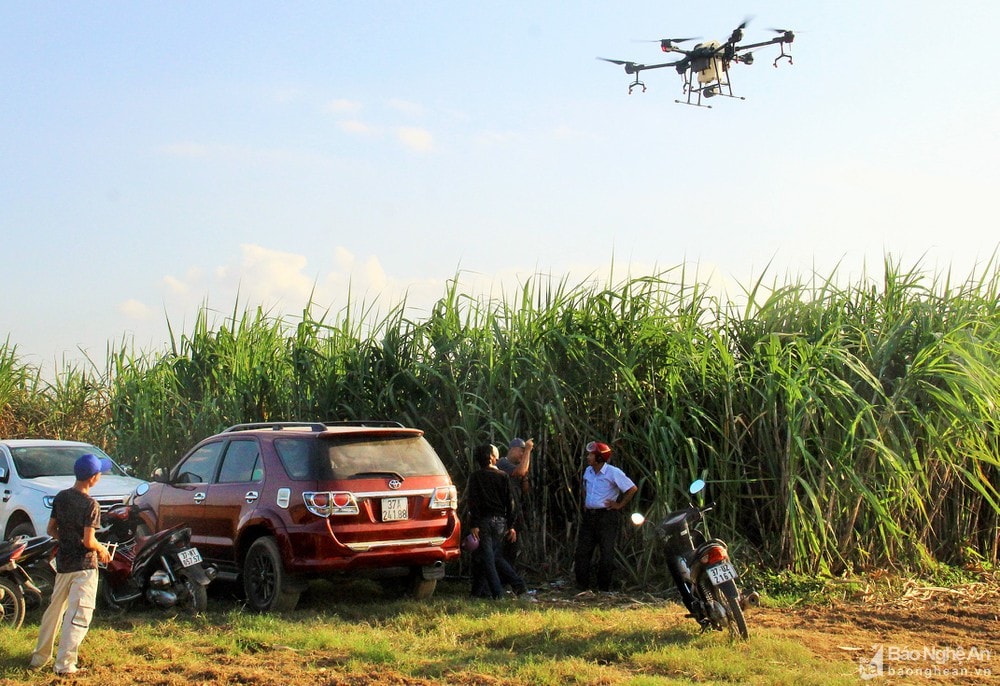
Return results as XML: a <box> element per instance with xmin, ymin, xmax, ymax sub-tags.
<box><xmin>0</xmin><ymin>466</ymin><xmax>7</xmax><ymax>482</ymax></box>
<box><xmin>152</xmin><ymin>467</ymin><xmax>169</xmax><ymax>483</ymax></box>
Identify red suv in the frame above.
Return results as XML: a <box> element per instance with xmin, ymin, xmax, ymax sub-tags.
<box><xmin>132</xmin><ymin>421</ymin><xmax>461</xmax><ymax>611</ymax></box>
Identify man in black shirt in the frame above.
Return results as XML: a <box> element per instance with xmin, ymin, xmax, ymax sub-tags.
<box><xmin>465</xmin><ymin>443</ymin><xmax>526</xmax><ymax>598</ymax></box>
<box><xmin>30</xmin><ymin>453</ymin><xmax>112</xmax><ymax>676</ymax></box>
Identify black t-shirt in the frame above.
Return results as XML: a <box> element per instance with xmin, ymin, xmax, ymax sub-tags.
<box><xmin>465</xmin><ymin>467</ymin><xmax>516</xmax><ymax>530</ymax></box>
<box><xmin>51</xmin><ymin>488</ymin><xmax>101</xmax><ymax>573</ymax></box>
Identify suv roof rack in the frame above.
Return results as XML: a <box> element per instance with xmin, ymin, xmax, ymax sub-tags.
<box><xmin>224</xmin><ymin>422</ymin><xmax>326</xmax><ymax>433</ymax></box>
<box><xmin>223</xmin><ymin>420</ymin><xmax>405</xmax><ymax>433</ymax></box>
<box><xmin>322</xmin><ymin>420</ymin><xmax>405</xmax><ymax>428</ymax></box>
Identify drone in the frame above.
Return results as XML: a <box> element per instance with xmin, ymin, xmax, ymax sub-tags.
<box><xmin>598</xmin><ymin>19</ymin><xmax>794</xmax><ymax>107</ymax></box>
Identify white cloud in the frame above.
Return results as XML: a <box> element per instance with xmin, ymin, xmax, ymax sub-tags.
<box><xmin>326</xmin><ymin>98</ymin><xmax>363</xmax><ymax>114</ymax></box>
<box><xmin>387</xmin><ymin>98</ymin><xmax>425</xmax><ymax>116</ymax></box>
<box><xmin>396</xmin><ymin>127</ymin><xmax>434</xmax><ymax>152</ymax></box>
<box><xmin>163</xmin><ymin>275</ymin><xmax>189</xmax><ymax>295</ymax></box>
<box><xmin>338</xmin><ymin>120</ymin><xmax>376</xmax><ymax>135</ymax></box>
<box><xmin>118</xmin><ymin>298</ymin><xmax>155</xmax><ymax>320</ymax></box>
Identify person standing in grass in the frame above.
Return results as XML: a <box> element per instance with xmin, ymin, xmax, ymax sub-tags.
<box><xmin>30</xmin><ymin>453</ymin><xmax>113</xmax><ymax>677</ymax></box>
<box><xmin>574</xmin><ymin>441</ymin><xmax>637</xmax><ymax>593</ymax></box>
<box><xmin>465</xmin><ymin>443</ymin><xmax>527</xmax><ymax>598</ymax></box>
<box><xmin>496</xmin><ymin>436</ymin><xmax>534</xmax><ymax>569</ymax></box>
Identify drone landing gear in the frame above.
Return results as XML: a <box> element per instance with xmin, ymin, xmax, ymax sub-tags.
<box><xmin>772</xmin><ymin>41</ymin><xmax>794</xmax><ymax>67</ymax></box>
<box><xmin>628</xmin><ymin>77</ymin><xmax>647</xmax><ymax>94</ymax></box>
<box><xmin>676</xmin><ymin>83</ymin><xmax>743</xmax><ymax>108</ymax></box>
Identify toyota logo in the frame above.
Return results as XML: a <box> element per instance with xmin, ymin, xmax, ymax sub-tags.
<box><xmin>388</xmin><ymin>479</ymin><xmax>402</xmax><ymax>490</ymax></box>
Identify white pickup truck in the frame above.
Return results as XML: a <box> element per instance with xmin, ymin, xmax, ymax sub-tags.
<box><xmin>0</xmin><ymin>439</ymin><xmax>145</xmax><ymax>538</ymax></box>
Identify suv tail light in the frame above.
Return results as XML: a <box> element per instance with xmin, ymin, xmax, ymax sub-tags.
<box><xmin>429</xmin><ymin>485</ymin><xmax>458</xmax><ymax>510</ymax></box>
<box><xmin>304</xmin><ymin>491</ymin><xmax>359</xmax><ymax>517</ymax></box>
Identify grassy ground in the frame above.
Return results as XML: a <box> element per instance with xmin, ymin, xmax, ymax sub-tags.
<box><xmin>6</xmin><ymin>574</ymin><xmax>995</xmax><ymax>685</ymax></box>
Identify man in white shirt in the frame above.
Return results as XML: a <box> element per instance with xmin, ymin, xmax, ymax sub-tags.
<box><xmin>574</xmin><ymin>441</ymin><xmax>637</xmax><ymax>592</ymax></box>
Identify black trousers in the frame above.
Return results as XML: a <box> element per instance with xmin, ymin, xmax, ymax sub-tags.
<box><xmin>574</xmin><ymin>509</ymin><xmax>621</xmax><ymax>591</ymax></box>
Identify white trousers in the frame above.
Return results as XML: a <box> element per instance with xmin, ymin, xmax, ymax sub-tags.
<box><xmin>30</xmin><ymin>568</ymin><xmax>98</xmax><ymax>673</ymax></box>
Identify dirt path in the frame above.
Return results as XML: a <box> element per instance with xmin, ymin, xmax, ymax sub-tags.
<box><xmin>750</xmin><ymin>581</ymin><xmax>999</xmax><ymax>683</ymax></box>
<box><xmin>537</xmin><ymin>578</ymin><xmax>999</xmax><ymax>683</ymax></box>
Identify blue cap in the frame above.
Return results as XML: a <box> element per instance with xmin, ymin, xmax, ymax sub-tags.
<box><xmin>74</xmin><ymin>453</ymin><xmax>113</xmax><ymax>480</ymax></box>
<box><xmin>509</xmin><ymin>438</ymin><xmax>526</xmax><ymax>449</ymax></box>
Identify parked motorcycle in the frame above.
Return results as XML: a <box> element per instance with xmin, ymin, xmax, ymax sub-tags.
<box><xmin>632</xmin><ymin>479</ymin><xmax>759</xmax><ymax>639</ymax></box>
<box><xmin>0</xmin><ymin>535</ymin><xmax>43</xmax><ymax>629</ymax></box>
<box><xmin>14</xmin><ymin>535</ymin><xmax>58</xmax><ymax>612</ymax></box>
<box><xmin>97</xmin><ymin>503</ymin><xmax>215</xmax><ymax>613</ymax></box>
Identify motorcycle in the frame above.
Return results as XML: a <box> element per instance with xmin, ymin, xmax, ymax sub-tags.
<box><xmin>632</xmin><ymin>479</ymin><xmax>759</xmax><ymax>639</ymax></box>
<box><xmin>14</xmin><ymin>535</ymin><xmax>58</xmax><ymax>612</ymax></box>
<box><xmin>97</xmin><ymin>503</ymin><xmax>215</xmax><ymax>613</ymax></box>
<box><xmin>0</xmin><ymin>535</ymin><xmax>44</xmax><ymax>629</ymax></box>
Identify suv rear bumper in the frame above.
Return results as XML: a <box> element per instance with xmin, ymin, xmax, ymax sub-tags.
<box><xmin>279</xmin><ymin>528</ymin><xmax>461</xmax><ymax>576</ymax></box>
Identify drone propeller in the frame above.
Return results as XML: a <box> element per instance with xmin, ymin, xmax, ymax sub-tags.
<box><xmin>597</xmin><ymin>57</ymin><xmax>635</xmax><ymax>66</ymax></box>
<box><xmin>597</xmin><ymin>57</ymin><xmax>640</xmax><ymax>73</ymax></box>
<box><xmin>727</xmin><ymin>17</ymin><xmax>753</xmax><ymax>45</ymax></box>
<box><xmin>767</xmin><ymin>28</ymin><xmax>796</xmax><ymax>41</ymax></box>
<box><xmin>634</xmin><ymin>37</ymin><xmax>700</xmax><ymax>52</ymax></box>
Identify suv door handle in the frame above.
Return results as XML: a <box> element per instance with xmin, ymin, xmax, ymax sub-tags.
<box><xmin>245</xmin><ymin>491</ymin><xmax>259</xmax><ymax>503</ymax></box>
<box><xmin>193</xmin><ymin>492</ymin><xmax>206</xmax><ymax>503</ymax></box>
<box><xmin>2</xmin><ymin>490</ymin><xmax>10</xmax><ymax>503</ymax></box>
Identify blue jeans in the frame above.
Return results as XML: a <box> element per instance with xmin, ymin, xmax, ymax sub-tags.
<box><xmin>471</xmin><ymin>516</ymin><xmax>526</xmax><ymax>598</ymax></box>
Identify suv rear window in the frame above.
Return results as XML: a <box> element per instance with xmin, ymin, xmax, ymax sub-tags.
<box><xmin>274</xmin><ymin>435</ymin><xmax>448</xmax><ymax>481</ymax></box>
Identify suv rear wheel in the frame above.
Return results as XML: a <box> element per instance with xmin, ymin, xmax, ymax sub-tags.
<box><xmin>377</xmin><ymin>570</ymin><xmax>438</xmax><ymax>599</ymax></box>
<box><xmin>243</xmin><ymin>537</ymin><xmax>300</xmax><ymax>612</ymax></box>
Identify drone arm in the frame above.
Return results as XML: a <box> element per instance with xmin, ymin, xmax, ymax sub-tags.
<box><xmin>733</xmin><ymin>37</ymin><xmax>783</xmax><ymax>53</ymax></box>
<box><xmin>639</xmin><ymin>60</ymin><xmax>685</xmax><ymax>71</ymax></box>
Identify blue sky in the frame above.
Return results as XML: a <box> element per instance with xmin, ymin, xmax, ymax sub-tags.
<box><xmin>3</xmin><ymin>2</ymin><xmax>998</xmax><ymax>373</ymax></box>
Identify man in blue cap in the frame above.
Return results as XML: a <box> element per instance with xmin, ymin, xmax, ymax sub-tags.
<box><xmin>30</xmin><ymin>453</ymin><xmax>113</xmax><ymax>676</ymax></box>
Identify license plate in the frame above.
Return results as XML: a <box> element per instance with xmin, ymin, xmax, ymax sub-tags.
<box><xmin>382</xmin><ymin>497</ymin><xmax>408</xmax><ymax>521</ymax></box>
<box><xmin>707</xmin><ymin>561</ymin><xmax>737</xmax><ymax>585</ymax></box>
<box><xmin>177</xmin><ymin>547</ymin><xmax>202</xmax><ymax>568</ymax></box>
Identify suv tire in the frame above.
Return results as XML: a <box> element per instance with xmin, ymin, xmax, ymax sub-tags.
<box><xmin>377</xmin><ymin>572</ymin><xmax>437</xmax><ymax>600</ymax></box>
<box><xmin>243</xmin><ymin>537</ymin><xmax>300</xmax><ymax>613</ymax></box>
<box><xmin>8</xmin><ymin>521</ymin><xmax>36</xmax><ymax>539</ymax></box>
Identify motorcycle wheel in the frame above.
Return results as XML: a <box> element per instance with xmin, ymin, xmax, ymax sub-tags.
<box><xmin>176</xmin><ymin>572</ymin><xmax>208</xmax><ymax>614</ymax></box>
<box><xmin>715</xmin><ymin>580</ymin><xmax>749</xmax><ymax>640</ymax></box>
<box><xmin>97</xmin><ymin>570</ymin><xmax>132</xmax><ymax>613</ymax></box>
<box><xmin>0</xmin><ymin>576</ymin><xmax>26</xmax><ymax>630</ymax></box>
<box><xmin>243</xmin><ymin>537</ymin><xmax>300</xmax><ymax>613</ymax></box>
<box><xmin>25</xmin><ymin>563</ymin><xmax>56</xmax><ymax>612</ymax></box>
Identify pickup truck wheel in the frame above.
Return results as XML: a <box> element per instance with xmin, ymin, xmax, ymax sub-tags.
<box><xmin>412</xmin><ymin>578</ymin><xmax>437</xmax><ymax>599</ymax></box>
<box><xmin>8</xmin><ymin>521</ymin><xmax>35</xmax><ymax>539</ymax></box>
<box><xmin>243</xmin><ymin>537</ymin><xmax>299</xmax><ymax>613</ymax></box>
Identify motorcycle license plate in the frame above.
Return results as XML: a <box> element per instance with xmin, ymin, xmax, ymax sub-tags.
<box><xmin>382</xmin><ymin>497</ymin><xmax>408</xmax><ymax>521</ymax></box>
<box><xmin>177</xmin><ymin>547</ymin><xmax>202</xmax><ymax>568</ymax></box>
<box><xmin>707</xmin><ymin>561</ymin><xmax>737</xmax><ymax>585</ymax></box>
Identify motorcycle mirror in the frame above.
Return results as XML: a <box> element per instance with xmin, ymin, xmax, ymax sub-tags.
<box><xmin>630</xmin><ymin>512</ymin><xmax>646</xmax><ymax>526</ymax></box>
<box><xmin>689</xmin><ymin>479</ymin><xmax>706</xmax><ymax>496</ymax></box>
<box><xmin>135</xmin><ymin>482</ymin><xmax>150</xmax><ymax>497</ymax></box>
